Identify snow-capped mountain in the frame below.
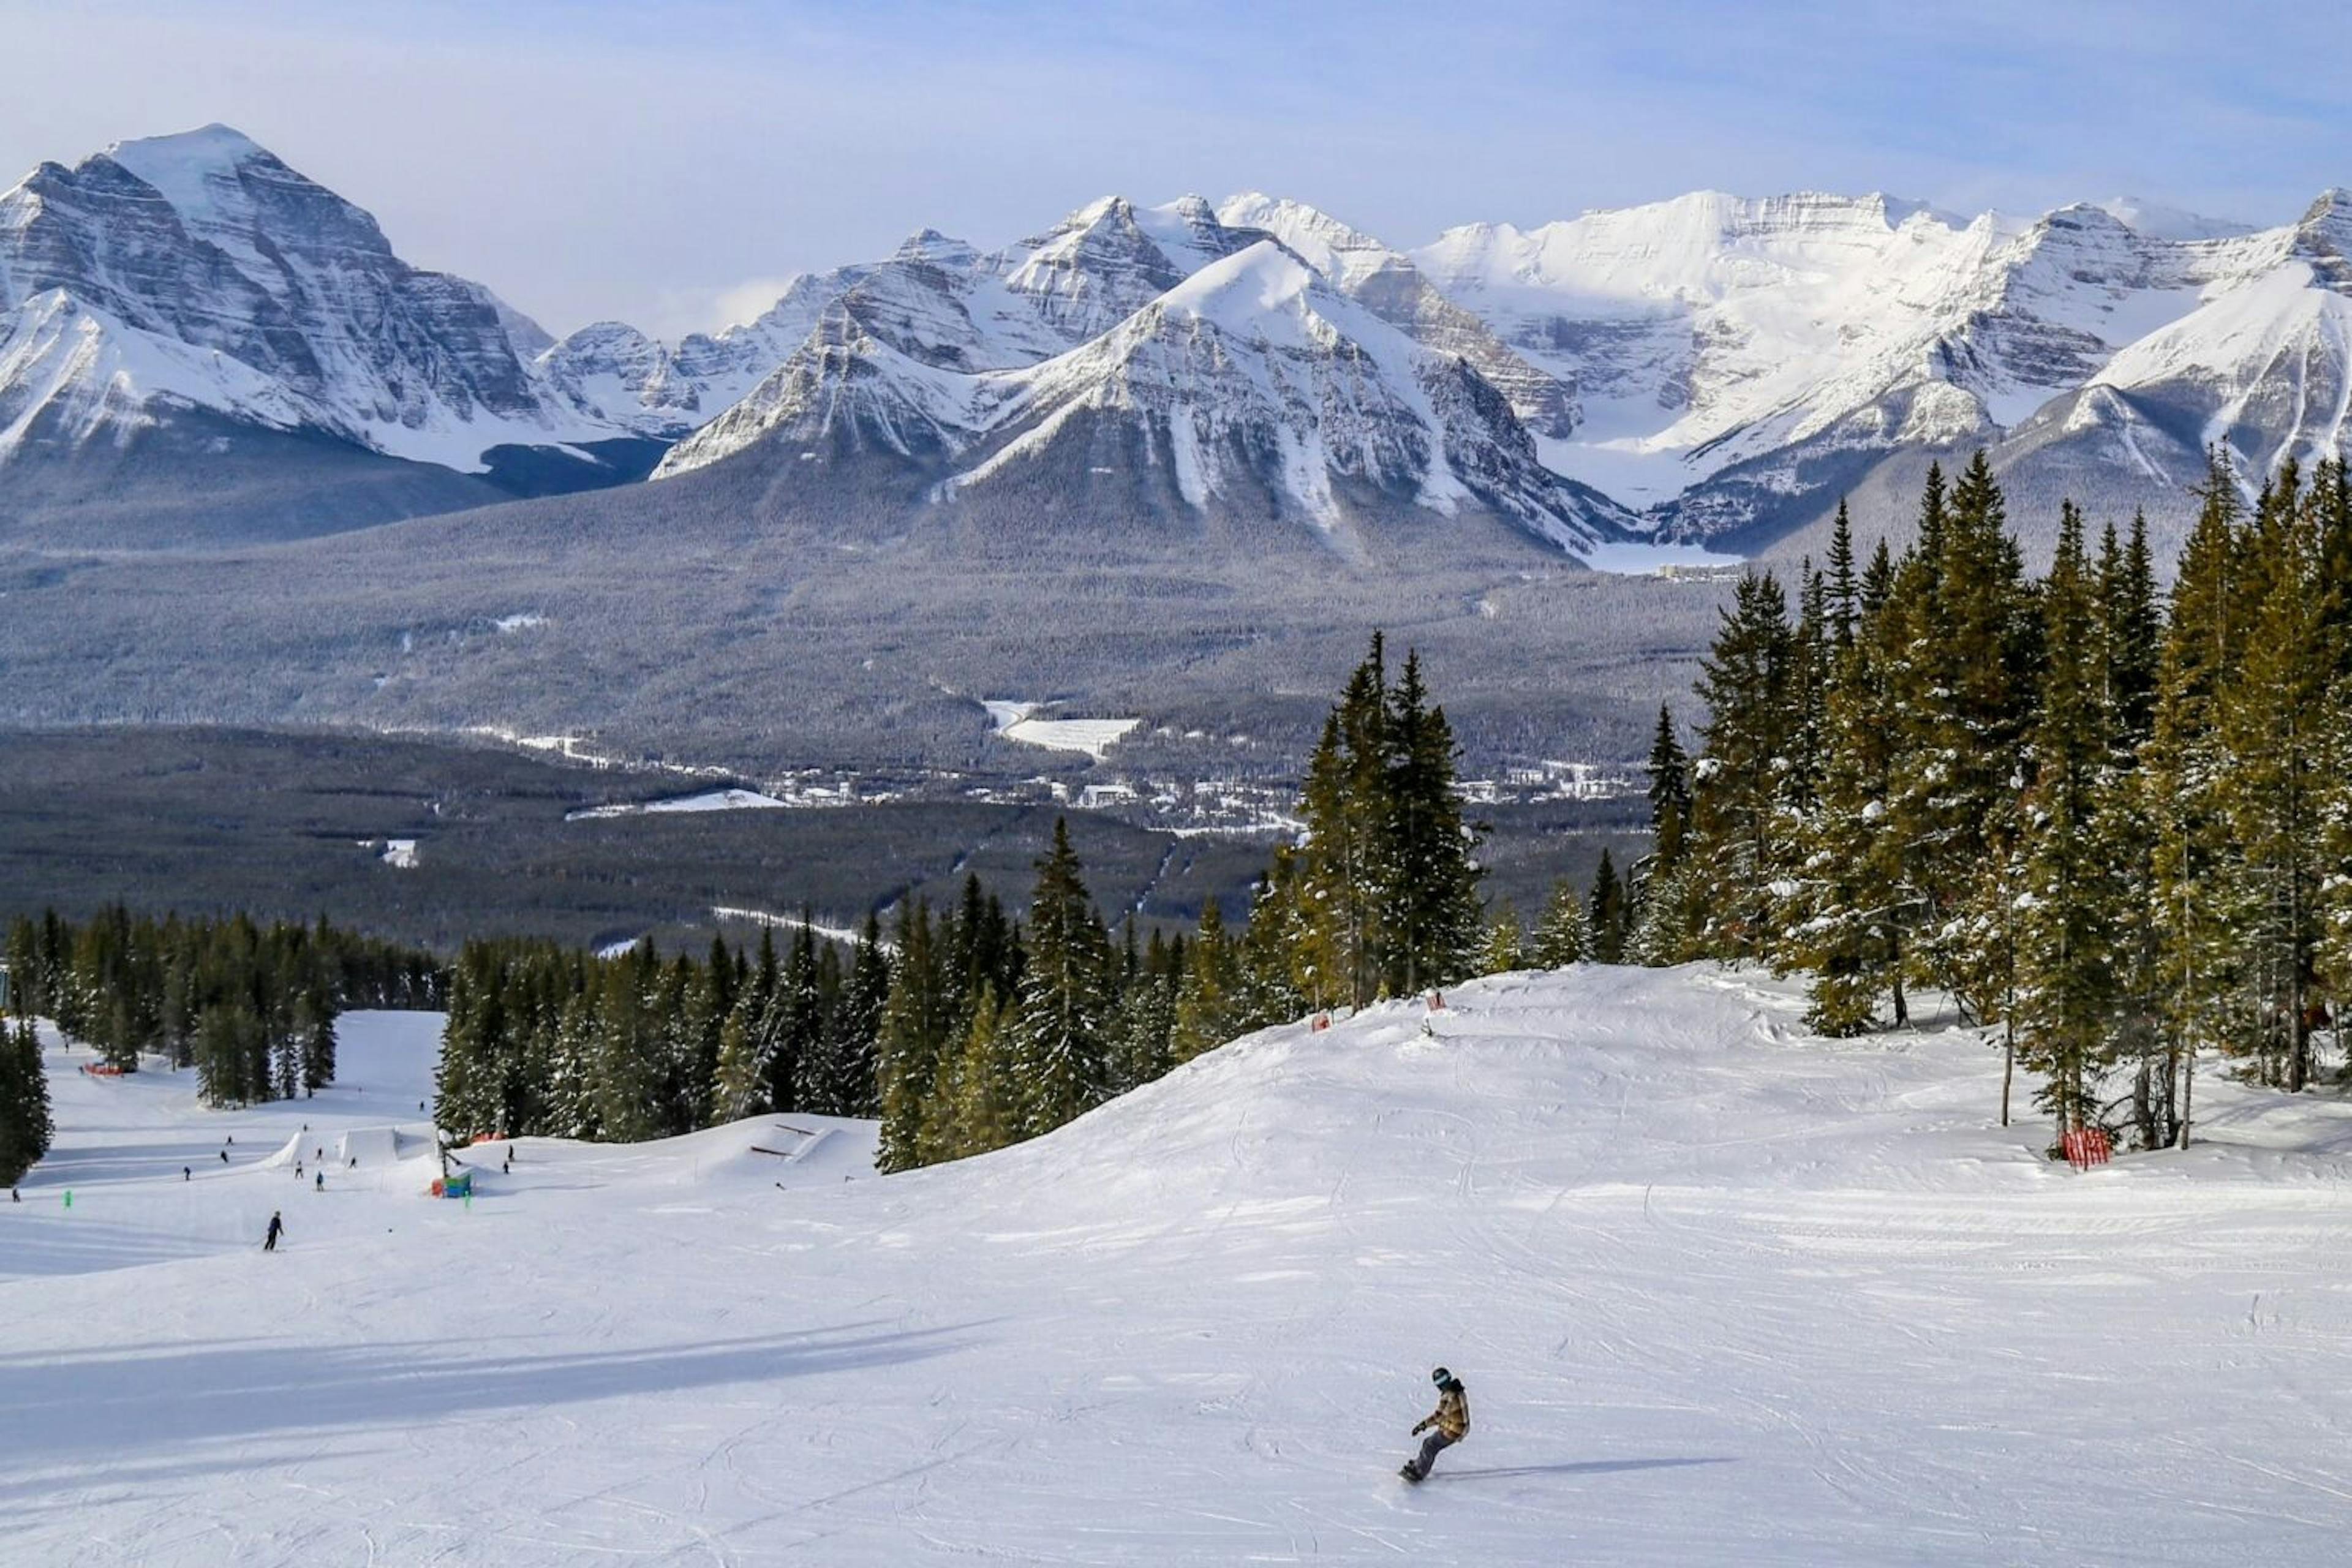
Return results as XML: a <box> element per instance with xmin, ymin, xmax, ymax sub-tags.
<box><xmin>1412</xmin><ymin>188</ymin><xmax>2350</xmax><ymax>545</ymax></box>
<box><xmin>657</xmin><ymin>238</ymin><xmax>1626</xmax><ymax>554</ymax></box>
<box><xmin>0</xmin><ymin>126</ymin><xmax>659</xmax><ymax>488</ymax></box>
<box><xmin>1</xmin><ymin>123</ymin><xmax>2343</xmax><ymax>560</ymax></box>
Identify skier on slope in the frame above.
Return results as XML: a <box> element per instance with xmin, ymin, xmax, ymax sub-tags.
<box><xmin>263</xmin><ymin>1210</ymin><xmax>285</xmax><ymax>1252</ymax></box>
<box><xmin>1401</xmin><ymin>1366</ymin><xmax>1470</xmax><ymax>1482</ymax></box>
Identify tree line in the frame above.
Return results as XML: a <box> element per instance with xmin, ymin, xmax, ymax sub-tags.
<box><xmin>435</xmin><ymin>635</ymin><xmax>1499</xmax><ymax>1172</ymax></box>
<box><xmin>1640</xmin><ymin>450</ymin><xmax>2352</xmax><ymax>1149</ymax></box>
<box><xmin>4</xmin><ymin>907</ymin><xmax>444</xmax><ymax>1109</ymax></box>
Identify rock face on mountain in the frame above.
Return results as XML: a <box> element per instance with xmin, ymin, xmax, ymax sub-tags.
<box><xmin>657</xmin><ymin>239</ymin><xmax>1626</xmax><ymax>556</ymax></box>
<box><xmin>0</xmin><ymin>122</ymin><xmax>2343</xmax><ymax>562</ymax></box>
<box><xmin>0</xmin><ymin>125</ymin><xmax>664</xmax><ymax>540</ymax></box>
<box><xmin>1412</xmin><ymin>188</ymin><xmax>2351</xmax><ymax>551</ymax></box>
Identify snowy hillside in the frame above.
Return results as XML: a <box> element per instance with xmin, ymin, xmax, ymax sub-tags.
<box><xmin>8</xmin><ymin>968</ymin><xmax>2352</xmax><ymax>1565</ymax></box>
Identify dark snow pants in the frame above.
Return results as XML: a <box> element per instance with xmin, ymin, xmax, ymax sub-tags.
<box><xmin>1409</xmin><ymin>1430</ymin><xmax>1458</xmax><ymax>1479</ymax></box>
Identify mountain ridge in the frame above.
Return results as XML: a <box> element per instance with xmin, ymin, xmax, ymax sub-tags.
<box><xmin>0</xmin><ymin>123</ymin><xmax>2344</xmax><ymax>564</ymax></box>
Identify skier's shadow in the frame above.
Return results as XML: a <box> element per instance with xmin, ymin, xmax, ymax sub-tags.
<box><xmin>1431</xmin><ymin>1457</ymin><xmax>1733</xmax><ymax>1481</ymax></box>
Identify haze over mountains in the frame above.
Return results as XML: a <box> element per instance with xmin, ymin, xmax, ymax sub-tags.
<box><xmin>0</xmin><ymin>125</ymin><xmax>2345</xmax><ymax>772</ymax></box>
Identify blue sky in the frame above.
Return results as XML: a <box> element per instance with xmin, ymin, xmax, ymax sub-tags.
<box><xmin>4</xmin><ymin>1</ymin><xmax>2344</xmax><ymax>336</ymax></box>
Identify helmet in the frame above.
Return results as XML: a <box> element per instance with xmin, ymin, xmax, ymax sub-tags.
<box><xmin>1430</xmin><ymin>1366</ymin><xmax>1452</xmax><ymax>1385</ymax></box>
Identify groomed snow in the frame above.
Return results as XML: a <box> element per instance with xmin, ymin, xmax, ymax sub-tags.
<box><xmin>7</xmin><ymin>969</ymin><xmax>2352</xmax><ymax>1565</ymax></box>
<box><xmin>984</xmin><ymin>698</ymin><xmax>1142</xmax><ymax>760</ymax></box>
<box><xmin>567</xmin><ymin>788</ymin><xmax>788</xmax><ymax>821</ymax></box>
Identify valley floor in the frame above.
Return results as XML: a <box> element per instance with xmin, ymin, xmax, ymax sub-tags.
<box><xmin>5</xmin><ymin>968</ymin><xmax>2351</xmax><ymax>1564</ymax></box>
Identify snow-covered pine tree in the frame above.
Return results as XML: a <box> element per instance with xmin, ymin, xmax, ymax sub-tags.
<box><xmin>1170</xmin><ymin>898</ymin><xmax>1241</xmax><ymax>1062</ymax></box>
<box><xmin>827</xmin><ymin>912</ymin><xmax>891</xmax><ymax>1118</ymax></box>
<box><xmin>1234</xmin><ymin>844</ymin><xmax>1311</xmax><ymax>1028</ymax></box>
<box><xmin>1108</xmin><ymin>928</ymin><xmax>1178</xmax><ymax>1094</ymax></box>
<box><xmin>1480</xmin><ymin>902</ymin><xmax>1525</xmax><ymax>976</ymax></box>
<box><xmin>1529</xmin><ymin>876</ymin><xmax>1590</xmax><ymax>969</ymax></box>
<box><xmin>1779</xmin><ymin>556</ymin><xmax>1910</xmax><ymax>1034</ymax></box>
<box><xmin>1008</xmin><ymin>819</ymin><xmax>1115</xmax><ymax>1139</ymax></box>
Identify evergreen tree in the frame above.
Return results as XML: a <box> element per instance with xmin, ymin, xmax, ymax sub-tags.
<box><xmin>876</xmin><ymin>901</ymin><xmax>954</xmax><ymax>1172</ymax></box>
<box><xmin>1385</xmin><ymin>649</ymin><xmax>1484</xmax><ymax>995</ymax></box>
<box><xmin>1479</xmin><ymin>903</ymin><xmax>1525</xmax><ymax>976</ymax></box>
<box><xmin>2010</xmin><ymin>504</ymin><xmax>2122</xmax><ymax>1133</ymax></box>
<box><xmin>2146</xmin><ymin>450</ymin><xmax>2248</xmax><ymax>1141</ymax></box>
<box><xmin>2212</xmin><ymin>464</ymin><xmax>2332</xmax><ymax>1091</ymax></box>
<box><xmin>1528</xmin><ymin>876</ymin><xmax>1591</xmax><ymax>969</ymax></box>
<box><xmin>0</xmin><ymin>1016</ymin><xmax>55</xmax><ymax>1186</ymax></box>
<box><xmin>1170</xmin><ymin>899</ymin><xmax>1242</xmax><ymax>1061</ymax></box>
<box><xmin>1825</xmin><ymin>499</ymin><xmax>1859</xmax><ymax>648</ymax></box>
<box><xmin>1682</xmin><ymin>573</ymin><xmax>1796</xmax><ymax>957</ymax></box>
<box><xmin>1008</xmin><ymin>819</ymin><xmax>1115</xmax><ymax>1137</ymax></box>
<box><xmin>1589</xmin><ymin>850</ymin><xmax>1627</xmax><ymax>965</ymax></box>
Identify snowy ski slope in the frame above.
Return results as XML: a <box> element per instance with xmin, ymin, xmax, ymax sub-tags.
<box><xmin>6</xmin><ymin>968</ymin><xmax>2352</xmax><ymax>1564</ymax></box>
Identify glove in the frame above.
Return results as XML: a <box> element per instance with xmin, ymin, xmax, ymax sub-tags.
<box><xmin>1411</xmin><ymin>1420</ymin><xmax>1428</xmax><ymax>1435</ymax></box>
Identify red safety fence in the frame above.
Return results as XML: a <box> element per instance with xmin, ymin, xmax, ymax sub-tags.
<box><xmin>79</xmin><ymin>1063</ymin><xmax>125</xmax><ymax>1077</ymax></box>
<box><xmin>2060</xmin><ymin>1128</ymin><xmax>2111</xmax><ymax>1170</ymax></box>
<box><xmin>1310</xmin><ymin>1012</ymin><xmax>1332</xmax><ymax>1033</ymax></box>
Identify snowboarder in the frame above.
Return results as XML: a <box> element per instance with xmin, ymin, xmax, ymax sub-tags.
<box><xmin>296</xmin><ymin>1163</ymin><xmax>303</xmax><ymax>1178</ymax></box>
<box><xmin>1401</xmin><ymin>1367</ymin><xmax>1470</xmax><ymax>1483</ymax></box>
<box><xmin>263</xmin><ymin>1210</ymin><xmax>285</xmax><ymax>1252</ymax></box>
<box><xmin>314</xmin><ymin>1172</ymin><xmax>323</xmax><ymax>1192</ymax></box>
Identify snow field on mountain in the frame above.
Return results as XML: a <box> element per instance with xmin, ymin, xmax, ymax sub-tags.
<box><xmin>6</xmin><ymin>969</ymin><xmax>2352</xmax><ymax>1564</ymax></box>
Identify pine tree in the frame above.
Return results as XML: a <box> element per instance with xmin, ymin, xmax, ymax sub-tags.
<box><xmin>1009</xmin><ymin>819</ymin><xmax>1114</xmax><ymax>1137</ymax></box>
<box><xmin>1589</xmin><ymin>850</ymin><xmax>1627</xmax><ymax>965</ymax></box>
<box><xmin>1479</xmin><ymin>904</ymin><xmax>1525</xmax><ymax>976</ymax></box>
<box><xmin>1528</xmin><ymin>876</ymin><xmax>1591</xmax><ymax>968</ymax></box>
<box><xmin>2212</xmin><ymin>464</ymin><xmax>2332</xmax><ymax>1091</ymax></box>
<box><xmin>2010</xmin><ymin>503</ymin><xmax>2121</xmax><ymax>1134</ymax></box>
<box><xmin>876</xmin><ymin>901</ymin><xmax>954</xmax><ymax>1172</ymax></box>
<box><xmin>1682</xmin><ymin>573</ymin><xmax>1795</xmax><ymax>958</ymax></box>
<box><xmin>2146</xmin><ymin>450</ymin><xmax>2248</xmax><ymax>1142</ymax></box>
<box><xmin>1295</xmin><ymin>640</ymin><xmax>1393</xmax><ymax>1008</ymax></box>
<box><xmin>1825</xmin><ymin>499</ymin><xmax>1859</xmax><ymax>649</ymax></box>
<box><xmin>0</xmin><ymin>1016</ymin><xmax>55</xmax><ymax>1186</ymax></box>
<box><xmin>1385</xmin><ymin>649</ymin><xmax>1483</xmax><ymax>996</ymax></box>
<box><xmin>1170</xmin><ymin>899</ymin><xmax>1242</xmax><ymax>1061</ymax></box>
<box><xmin>1233</xmin><ymin>845</ymin><xmax>1310</xmax><ymax>1029</ymax></box>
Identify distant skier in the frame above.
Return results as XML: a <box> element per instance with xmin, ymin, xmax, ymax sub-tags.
<box><xmin>314</xmin><ymin>1172</ymin><xmax>323</xmax><ymax>1192</ymax></box>
<box><xmin>183</xmin><ymin>1167</ymin><xmax>191</xmax><ymax>1182</ymax></box>
<box><xmin>219</xmin><ymin>1150</ymin><xmax>229</xmax><ymax>1164</ymax></box>
<box><xmin>1401</xmin><ymin>1367</ymin><xmax>1470</xmax><ymax>1483</ymax></box>
<box><xmin>263</xmin><ymin>1210</ymin><xmax>285</xmax><ymax>1252</ymax></box>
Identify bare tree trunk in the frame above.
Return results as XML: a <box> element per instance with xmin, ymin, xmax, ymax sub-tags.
<box><xmin>1999</xmin><ymin>1020</ymin><xmax>2015</xmax><ymax>1127</ymax></box>
<box><xmin>2177</xmin><ymin>1032</ymin><xmax>2195</xmax><ymax>1150</ymax></box>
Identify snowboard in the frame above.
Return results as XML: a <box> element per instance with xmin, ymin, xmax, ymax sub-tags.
<box><xmin>1398</xmin><ymin>1463</ymin><xmax>1422</xmax><ymax>1484</ymax></box>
